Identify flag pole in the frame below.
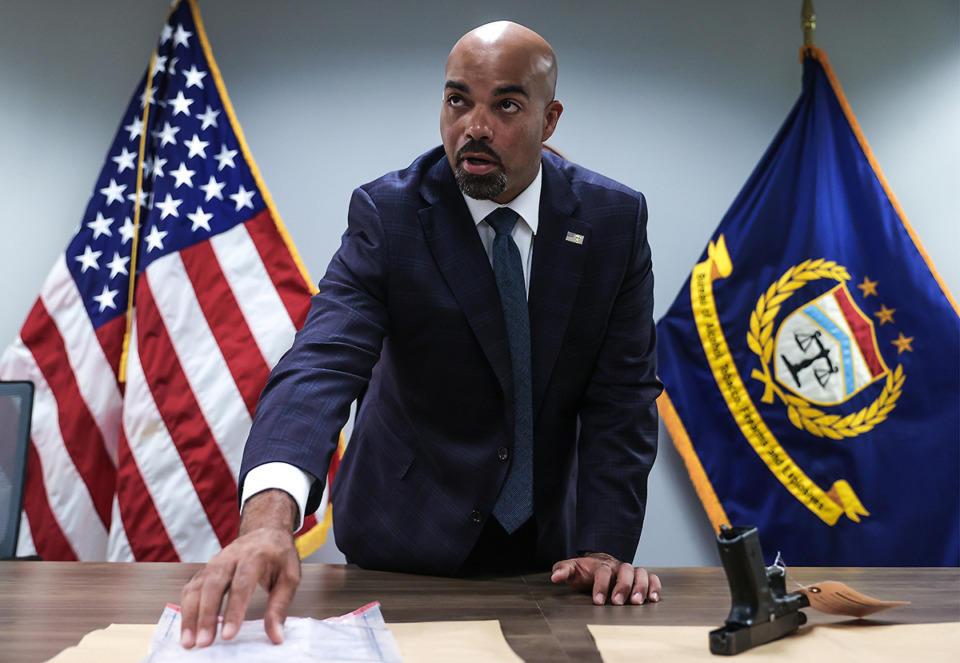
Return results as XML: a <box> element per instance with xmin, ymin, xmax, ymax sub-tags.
<box><xmin>802</xmin><ymin>0</ymin><xmax>816</xmax><ymax>46</ymax></box>
<box><xmin>117</xmin><ymin>58</ymin><xmax>156</xmax><ymax>385</ymax></box>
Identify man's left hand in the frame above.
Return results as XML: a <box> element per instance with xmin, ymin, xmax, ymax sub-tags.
<box><xmin>551</xmin><ymin>553</ymin><xmax>661</xmax><ymax>605</ymax></box>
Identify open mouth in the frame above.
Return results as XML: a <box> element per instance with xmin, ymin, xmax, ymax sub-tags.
<box><xmin>456</xmin><ymin>141</ymin><xmax>503</xmax><ymax>176</ymax></box>
<box><xmin>458</xmin><ymin>153</ymin><xmax>501</xmax><ymax>175</ymax></box>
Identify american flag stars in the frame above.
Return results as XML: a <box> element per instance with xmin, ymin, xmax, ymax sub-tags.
<box><xmin>197</xmin><ymin>106</ymin><xmax>219</xmax><ymax>130</ymax></box>
<box><xmin>183</xmin><ymin>65</ymin><xmax>206</xmax><ymax>89</ymax></box>
<box><xmin>87</xmin><ymin>212</ymin><xmax>114</xmax><ymax>239</ymax></box>
<box><xmin>65</xmin><ymin>19</ymin><xmax>260</xmax><ymax>329</ymax></box>
<box><xmin>74</xmin><ymin>245</ymin><xmax>102</xmax><ymax>273</ymax></box>
<box><xmin>184</xmin><ymin>134</ymin><xmax>209</xmax><ymax>158</ymax></box>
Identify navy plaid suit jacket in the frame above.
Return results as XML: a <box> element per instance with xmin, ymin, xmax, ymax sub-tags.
<box><xmin>239</xmin><ymin>146</ymin><xmax>661</xmax><ymax>575</ymax></box>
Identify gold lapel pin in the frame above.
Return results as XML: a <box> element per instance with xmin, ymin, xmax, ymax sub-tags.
<box><xmin>565</xmin><ymin>231</ymin><xmax>584</xmax><ymax>245</ymax></box>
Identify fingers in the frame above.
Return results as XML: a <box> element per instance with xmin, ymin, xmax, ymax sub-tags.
<box><xmin>550</xmin><ymin>560</ymin><xmax>577</xmax><ymax>585</ymax></box>
<box><xmin>181</xmin><ymin>562</ymin><xmax>228</xmax><ymax>648</ymax></box>
<box><xmin>219</xmin><ymin>546</ymin><xmax>298</xmax><ymax>646</ymax></box>
<box><xmin>180</xmin><ymin>556</ymin><xmax>244</xmax><ymax>648</ymax></box>
<box><xmin>179</xmin><ymin>571</ymin><xmax>203</xmax><ymax>648</ymax></box>
<box><xmin>627</xmin><ymin>566</ymin><xmax>649</xmax><ymax>604</ymax></box>
<box><xmin>597</xmin><ymin>564</ymin><xmax>663</xmax><ymax>605</ymax></box>
<box><xmin>198</xmin><ymin>567</ymin><xmax>233</xmax><ymax>646</ymax></box>
<box><xmin>590</xmin><ymin>559</ymin><xmax>617</xmax><ymax>605</ymax></box>
<box><xmin>220</xmin><ymin>558</ymin><xmax>259</xmax><ymax>642</ymax></box>
<box><xmin>552</xmin><ymin>558</ymin><xmax>598</xmax><ymax>591</ymax></box>
<box><xmin>179</xmin><ymin>526</ymin><xmax>300</xmax><ymax>649</ymax></box>
<box><xmin>262</xmin><ymin>561</ymin><xmax>300</xmax><ymax>645</ymax></box>
<box><xmin>623</xmin><ymin>568</ymin><xmax>661</xmax><ymax>604</ymax></box>
<box><xmin>553</xmin><ymin>555</ymin><xmax>663</xmax><ymax>607</ymax></box>
<box><xmin>647</xmin><ymin>572</ymin><xmax>662</xmax><ymax>603</ymax></box>
<box><xmin>609</xmin><ymin>562</ymin><xmax>636</xmax><ymax>606</ymax></box>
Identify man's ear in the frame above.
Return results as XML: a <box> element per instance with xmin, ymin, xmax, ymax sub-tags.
<box><xmin>541</xmin><ymin>99</ymin><xmax>564</xmax><ymax>142</ymax></box>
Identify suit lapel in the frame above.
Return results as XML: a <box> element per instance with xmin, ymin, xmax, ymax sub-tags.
<box><xmin>529</xmin><ymin>157</ymin><xmax>588</xmax><ymax>419</ymax></box>
<box><xmin>418</xmin><ymin>157</ymin><xmax>515</xmax><ymax>407</ymax></box>
<box><xmin>416</xmin><ymin>154</ymin><xmax>588</xmax><ymax>421</ymax></box>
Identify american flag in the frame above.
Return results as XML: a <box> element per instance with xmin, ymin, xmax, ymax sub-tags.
<box><xmin>0</xmin><ymin>0</ymin><xmax>330</xmax><ymax>561</ymax></box>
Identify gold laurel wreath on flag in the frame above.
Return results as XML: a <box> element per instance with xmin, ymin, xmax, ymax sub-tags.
<box><xmin>746</xmin><ymin>258</ymin><xmax>904</xmax><ymax>440</ymax></box>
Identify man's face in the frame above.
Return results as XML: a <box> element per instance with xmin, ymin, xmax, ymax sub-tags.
<box><xmin>440</xmin><ymin>34</ymin><xmax>561</xmax><ymax>203</ymax></box>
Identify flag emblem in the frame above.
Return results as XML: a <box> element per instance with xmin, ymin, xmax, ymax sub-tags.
<box><xmin>747</xmin><ymin>258</ymin><xmax>903</xmax><ymax>442</ymax></box>
<box><xmin>774</xmin><ymin>283</ymin><xmax>889</xmax><ymax>407</ymax></box>
<box><xmin>746</xmin><ymin>260</ymin><xmax>899</xmax><ymax>434</ymax></box>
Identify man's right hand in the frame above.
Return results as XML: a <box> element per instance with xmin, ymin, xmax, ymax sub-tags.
<box><xmin>179</xmin><ymin>489</ymin><xmax>301</xmax><ymax>648</ymax></box>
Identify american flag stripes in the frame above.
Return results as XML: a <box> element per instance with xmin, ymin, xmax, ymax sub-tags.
<box><xmin>0</xmin><ymin>0</ymin><xmax>328</xmax><ymax>561</ymax></box>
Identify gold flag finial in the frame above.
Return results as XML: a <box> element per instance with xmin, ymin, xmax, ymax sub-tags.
<box><xmin>802</xmin><ymin>0</ymin><xmax>816</xmax><ymax>46</ymax></box>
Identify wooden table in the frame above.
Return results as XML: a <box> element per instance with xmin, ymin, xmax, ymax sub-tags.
<box><xmin>0</xmin><ymin>563</ymin><xmax>956</xmax><ymax>662</ymax></box>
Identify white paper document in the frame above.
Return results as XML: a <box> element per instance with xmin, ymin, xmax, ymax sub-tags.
<box><xmin>141</xmin><ymin>602</ymin><xmax>403</xmax><ymax>662</ymax></box>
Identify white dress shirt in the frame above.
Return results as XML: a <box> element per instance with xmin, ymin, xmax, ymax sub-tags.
<box><xmin>462</xmin><ymin>164</ymin><xmax>542</xmax><ymax>295</ymax></box>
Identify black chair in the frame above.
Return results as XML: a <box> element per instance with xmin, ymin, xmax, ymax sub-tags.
<box><xmin>0</xmin><ymin>381</ymin><xmax>33</xmax><ymax>560</ymax></box>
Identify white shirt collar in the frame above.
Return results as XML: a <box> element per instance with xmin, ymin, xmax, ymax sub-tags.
<box><xmin>461</xmin><ymin>164</ymin><xmax>542</xmax><ymax>234</ymax></box>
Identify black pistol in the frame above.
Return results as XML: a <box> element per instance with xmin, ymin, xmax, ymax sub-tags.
<box><xmin>709</xmin><ymin>525</ymin><xmax>810</xmax><ymax>655</ymax></box>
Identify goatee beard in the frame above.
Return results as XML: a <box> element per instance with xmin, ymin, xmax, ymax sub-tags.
<box><xmin>454</xmin><ymin>139</ymin><xmax>507</xmax><ymax>200</ymax></box>
<box><xmin>455</xmin><ymin>168</ymin><xmax>507</xmax><ymax>200</ymax></box>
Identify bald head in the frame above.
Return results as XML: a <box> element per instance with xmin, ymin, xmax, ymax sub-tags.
<box><xmin>440</xmin><ymin>22</ymin><xmax>563</xmax><ymax>202</ymax></box>
<box><xmin>447</xmin><ymin>21</ymin><xmax>558</xmax><ymax>103</ymax></box>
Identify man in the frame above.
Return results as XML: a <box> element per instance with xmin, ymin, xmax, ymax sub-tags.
<box><xmin>180</xmin><ymin>21</ymin><xmax>662</xmax><ymax>648</ymax></box>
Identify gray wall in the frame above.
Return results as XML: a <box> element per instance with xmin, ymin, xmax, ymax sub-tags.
<box><xmin>1</xmin><ymin>1</ymin><xmax>956</xmax><ymax>567</ymax></box>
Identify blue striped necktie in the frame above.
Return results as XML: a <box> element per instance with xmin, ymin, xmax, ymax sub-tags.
<box><xmin>486</xmin><ymin>207</ymin><xmax>534</xmax><ymax>533</ymax></box>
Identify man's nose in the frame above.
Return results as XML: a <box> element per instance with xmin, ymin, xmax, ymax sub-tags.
<box><xmin>465</xmin><ymin>108</ymin><xmax>492</xmax><ymax>142</ymax></box>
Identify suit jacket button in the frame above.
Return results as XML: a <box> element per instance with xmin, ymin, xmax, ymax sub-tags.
<box><xmin>497</xmin><ymin>446</ymin><xmax>509</xmax><ymax>460</ymax></box>
<box><xmin>470</xmin><ymin>510</ymin><xmax>482</xmax><ymax>523</ymax></box>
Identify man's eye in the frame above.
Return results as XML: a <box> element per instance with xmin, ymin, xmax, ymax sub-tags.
<box><xmin>447</xmin><ymin>94</ymin><xmax>464</xmax><ymax>106</ymax></box>
<box><xmin>500</xmin><ymin>100</ymin><xmax>520</xmax><ymax>112</ymax></box>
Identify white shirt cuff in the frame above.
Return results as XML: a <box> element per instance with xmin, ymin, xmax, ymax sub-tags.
<box><xmin>241</xmin><ymin>462</ymin><xmax>315</xmax><ymax>532</ymax></box>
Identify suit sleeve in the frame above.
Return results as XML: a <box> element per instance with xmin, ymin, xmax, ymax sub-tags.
<box><xmin>238</xmin><ymin>186</ymin><xmax>389</xmax><ymax>516</ymax></box>
<box><xmin>575</xmin><ymin>194</ymin><xmax>661</xmax><ymax>561</ymax></box>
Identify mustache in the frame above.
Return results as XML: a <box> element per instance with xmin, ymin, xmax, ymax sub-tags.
<box><xmin>456</xmin><ymin>140</ymin><xmax>503</xmax><ymax>165</ymax></box>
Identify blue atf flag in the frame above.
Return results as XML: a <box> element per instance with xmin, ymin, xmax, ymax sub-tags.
<box><xmin>656</xmin><ymin>46</ymin><xmax>959</xmax><ymax>566</ymax></box>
